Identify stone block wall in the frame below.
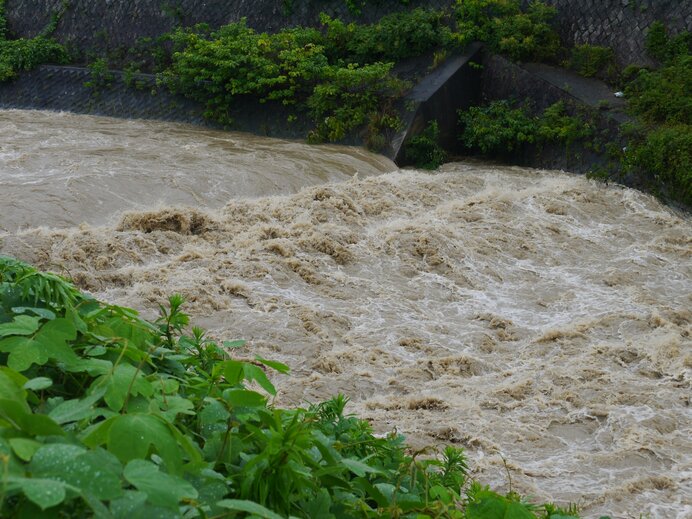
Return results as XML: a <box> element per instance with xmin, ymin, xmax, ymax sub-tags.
<box><xmin>531</xmin><ymin>0</ymin><xmax>692</xmax><ymax>66</ymax></box>
<box><xmin>4</xmin><ymin>0</ymin><xmax>451</xmax><ymax>61</ymax></box>
<box><xmin>7</xmin><ymin>1</ymin><xmax>689</xmax><ymax>67</ymax></box>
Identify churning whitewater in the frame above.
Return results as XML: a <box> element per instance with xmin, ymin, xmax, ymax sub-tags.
<box><xmin>1</xmin><ymin>110</ymin><xmax>690</xmax><ymax>518</ymax></box>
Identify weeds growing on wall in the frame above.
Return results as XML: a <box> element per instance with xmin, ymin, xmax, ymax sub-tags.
<box><xmin>84</xmin><ymin>57</ymin><xmax>114</xmax><ymax>91</ymax></box>
<box><xmin>452</xmin><ymin>0</ymin><xmax>560</xmax><ymax>62</ymax></box>
<box><xmin>564</xmin><ymin>44</ymin><xmax>616</xmax><ymax>80</ymax></box>
<box><xmin>0</xmin><ymin>0</ymin><xmax>68</xmax><ymax>82</ymax></box>
<box><xmin>0</xmin><ymin>257</ymin><xmax>586</xmax><ymax>518</ymax></box>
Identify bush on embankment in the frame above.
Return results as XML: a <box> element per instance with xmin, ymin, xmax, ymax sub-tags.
<box><xmin>458</xmin><ymin>100</ymin><xmax>595</xmax><ymax>157</ymax></box>
<box><xmin>620</xmin><ymin>23</ymin><xmax>692</xmax><ymax>206</ymax></box>
<box><xmin>0</xmin><ymin>0</ymin><xmax>68</xmax><ymax>81</ymax></box>
<box><xmin>0</xmin><ymin>256</ymin><xmax>589</xmax><ymax>518</ymax></box>
<box><xmin>156</xmin><ymin>0</ymin><xmax>559</xmax><ymax>148</ymax></box>
<box><xmin>457</xmin><ymin>20</ymin><xmax>691</xmax><ymax>208</ymax></box>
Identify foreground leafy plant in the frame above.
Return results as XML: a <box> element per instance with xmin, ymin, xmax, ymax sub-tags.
<box><xmin>0</xmin><ymin>257</ymin><xmax>584</xmax><ymax>517</ymax></box>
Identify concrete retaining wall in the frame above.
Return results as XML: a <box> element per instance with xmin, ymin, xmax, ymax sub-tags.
<box><xmin>481</xmin><ymin>54</ymin><xmax>624</xmax><ymax>174</ymax></box>
<box><xmin>0</xmin><ymin>64</ymin><xmax>319</xmax><ymax>140</ymax></box>
<box><xmin>0</xmin><ymin>65</ymin><xmax>209</xmax><ymax>123</ymax></box>
<box><xmin>393</xmin><ymin>43</ymin><xmax>483</xmax><ymax>164</ymax></box>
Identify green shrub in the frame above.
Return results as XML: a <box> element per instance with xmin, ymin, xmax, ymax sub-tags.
<box><xmin>321</xmin><ymin>9</ymin><xmax>453</xmax><ymax>63</ymax></box>
<box><xmin>459</xmin><ymin>100</ymin><xmax>594</xmax><ymax>155</ymax></box>
<box><xmin>565</xmin><ymin>44</ymin><xmax>615</xmax><ymax>78</ymax></box>
<box><xmin>0</xmin><ymin>257</ymin><xmax>584</xmax><ymax>517</ymax></box>
<box><xmin>459</xmin><ymin>100</ymin><xmax>537</xmax><ymax>154</ymax></box>
<box><xmin>165</xmin><ymin>21</ymin><xmax>328</xmax><ymax>125</ymax></box>
<box><xmin>306</xmin><ymin>62</ymin><xmax>407</xmax><ymax>142</ymax></box>
<box><xmin>0</xmin><ymin>0</ymin><xmax>68</xmax><ymax>82</ymax></box>
<box><xmin>0</xmin><ymin>36</ymin><xmax>67</xmax><ymax>81</ymax></box>
<box><xmin>84</xmin><ymin>57</ymin><xmax>114</xmax><ymax>91</ymax></box>
<box><xmin>404</xmin><ymin>119</ymin><xmax>448</xmax><ymax>169</ymax></box>
<box><xmin>453</xmin><ymin>0</ymin><xmax>560</xmax><ymax>62</ymax></box>
<box><xmin>164</xmin><ymin>19</ymin><xmax>408</xmax><ymax>141</ymax></box>
<box><xmin>537</xmin><ymin>101</ymin><xmax>594</xmax><ymax>144</ymax></box>
<box><xmin>625</xmin><ymin>54</ymin><xmax>692</xmax><ymax>125</ymax></box>
<box><xmin>490</xmin><ymin>1</ymin><xmax>560</xmax><ymax>61</ymax></box>
<box><xmin>645</xmin><ymin>21</ymin><xmax>692</xmax><ymax>64</ymax></box>
<box><xmin>625</xmin><ymin>124</ymin><xmax>692</xmax><ymax>205</ymax></box>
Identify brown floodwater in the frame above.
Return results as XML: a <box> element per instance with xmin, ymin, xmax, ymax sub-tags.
<box><xmin>1</xmin><ymin>109</ymin><xmax>690</xmax><ymax>518</ymax></box>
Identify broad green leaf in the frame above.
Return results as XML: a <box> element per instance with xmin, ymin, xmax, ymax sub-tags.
<box><xmin>200</xmin><ymin>398</ymin><xmax>230</xmax><ymax>432</ymax></box>
<box><xmin>429</xmin><ymin>484</ymin><xmax>452</xmax><ymax>504</ymax></box>
<box><xmin>98</xmin><ymin>364</ymin><xmax>154</xmax><ymax>412</ymax></box>
<box><xmin>110</xmin><ymin>490</ymin><xmax>148</xmax><ymax>518</ymax></box>
<box><xmin>222</xmin><ymin>359</ymin><xmax>245</xmax><ymax>386</ymax></box>
<box><xmin>5</xmin><ymin>337</ymin><xmax>41</xmax><ymax>372</ymax></box>
<box><xmin>67</xmin><ymin>357</ymin><xmax>113</xmax><ymax>376</ymax></box>
<box><xmin>24</xmin><ymin>377</ymin><xmax>53</xmax><ymax>391</ymax></box>
<box><xmin>30</xmin><ymin>444</ymin><xmax>86</xmax><ymax>471</ymax></box>
<box><xmin>243</xmin><ymin>364</ymin><xmax>276</xmax><ymax>395</ymax></box>
<box><xmin>35</xmin><ymin>317</ymin><xmax>78</xmax><ymax>357</ymax></box>
<box><xmin>11</xmin><ymin>476</ymin><xmax>67</xmax><ymax>510</ymax></box>
<box><xmin>9</xmin><ymin>438</ymin><xmax>42</xmax><ymax>461</ymax></box>
<box><xmin>0</xmin><ymin>367</ymin><xmax>29</xmax><ymax>409</ymax></box>
<box><xmin>107</xmin><ymin>317</ymin><xmax>151</xmax><ymax>348</ymax></box>
<box><xmin>342</xmin><ymin>458</ymin><xmax>383</xmax><ymax>477</ymax></box>
<box><xmin>110</xmin><ymin>490</ymin><xmax>172</xmax><ymax>519</ymax></box>
<box><xmin>255</xmin><ymin>356</ymin><xmax>290</xmax><ymax>374</ymax></box>
<box><xmin>0</xmin><ymin>399</ymin><xmax>64</xmax><ymax>436</ymax></box>
<box><xmin>81</xmin><ymin>492</ymin><xmax>114</xmax><ymax>518</ymax></box>
<box><xmin>0</xmin><ymin>398</ymin><xmax>30</xmax><ymax>429</ymax></box>
<box><xmin>123</xmin><ymin>459</ymin><xmax>197</xmax><ymax>508</ymax></box>
<box><xmin>20</xmin><ymin>412</ymin><xmax>65</xmax><ymax>437</ymax></box>
<box><xmin>224</xmin><ymin>389</ymin><xmax>267</xmax><ymax>408</ymax></box>
<box><xmin>154</xmin><ymin>394</ymin><xmax>195</xmax><ymax>422</ymax></box>
<box><xmin>0</xmin><ymin>314</ymin><xmax>41</xmax><ymax>337</ymax></box>
<box><xmin>4</xmin><ymin>318</ymin><xmax>78</xmax><ymax>371</ymax></box>
<box><xmin>12</xmin><ymin>307</ymin><xmax>56</xmax><ymax>320</ymax></box>
<box><xmin>31</xmin><ymin>444</ymin><xmax>123</xmax><ymax>500</ymax></box>
<box><xmin>107</xmin><ymin>414</ymin><xmax>182</xmax><ymax>474</ymax></box>
<box><xmin>302</xmin><ymin>488</ymin><xmax>333</xmax><ymax>518</ymax></box>
<box><xmin>467</xmin><ymin>491</ymin><xmax>537</xmax><ymax>519</ymax></box>
<box><xmin>49</xmin><ymin>387</ymin><xmax>106</xmax><ymax>424</ymax></box>
<box><xmin>397</xmin><ymin>493</ymin><xmax>425</xmax><ymax>512</ymax></box>
<box><xmin>81</xmin><ymin>415</ymin><xmax>118</xmax><ymax>447</ymax></box>
<box><xmin>217</xmin><ymin>499</ymin><xmax>284</xmax><ymax>519</ymax></box>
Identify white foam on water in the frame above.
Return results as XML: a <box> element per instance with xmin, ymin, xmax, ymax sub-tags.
<box><xmin>1</xmin><ymin>108</ymin><xmax>690</xmax><ymax>517</ymax></box>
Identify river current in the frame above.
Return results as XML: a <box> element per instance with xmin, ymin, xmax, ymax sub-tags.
<box><xmin>1</xmin><ymin>109</ymin><xmax>690</xmax><ymax>518</ymax></box>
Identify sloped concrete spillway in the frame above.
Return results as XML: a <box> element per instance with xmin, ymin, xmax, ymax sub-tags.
<box><xmin>1</xmin><ymin>109</ymin><xmax>691</xmax><ymax>518</ymax></box>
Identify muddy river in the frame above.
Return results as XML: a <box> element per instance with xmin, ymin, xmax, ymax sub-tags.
<box><xmin>1</xmin><ymin>109</ymin><xmax>690</xmax><ymax>518</ymax></box>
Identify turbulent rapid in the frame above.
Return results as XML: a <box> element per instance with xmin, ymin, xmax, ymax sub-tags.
<box><xmin>1</xmin><ymin>109</ymin><xmax>690</xmax><ymax>518</ymax></box>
